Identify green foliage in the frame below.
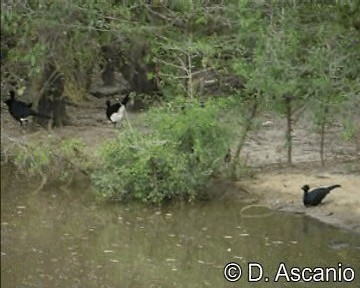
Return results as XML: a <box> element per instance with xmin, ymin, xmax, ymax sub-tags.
<box><xmin>92</xmin><ymin>99</ymin><xmax>230</xmax><ymax>203</ymax></box>
<box><xmin>341</xmin><ymin>93</ymin><xmax>360</xmax><ymax>146</ymax></box>
<box><xmin>150</xmin><ymin>98</ymin><xmax>230</xmax><ymax>172</ymax></box>
<box><xmin>341</xmin><ymin>120</ymin><xmax>357</xmax><ymax>141</ymax></box>
<box><xmin>92</xmin><ymin>131</ymin><xmax>192</xmax><ymax>203</ymax></box>
<box><xmin>60</xmin><ymin>138</ymin><xmax>90</xmax><ymax>168</ymax></box>
<box><xmin>14</xmin><ymin>143</ymin><xmax>52</xmax><ymax>177</ymax></box>
<box><xmin>2</xmin><ymin>1</ymin><xmax>122</xmax><ymax>99</ymax></box>
<box><xmin>3</xmin><ymin>1</ymin><xmax>359</xmax><ymax>179</ymax></box>
<box><xmin>11</xmin><ymin>137</ymin><xmax>89</xmax><ymax>180</ymax></box>
<box><xmin>60</xmin><ymin>138</ymin><xmax>85</xmax><ymax>156</ymax></box>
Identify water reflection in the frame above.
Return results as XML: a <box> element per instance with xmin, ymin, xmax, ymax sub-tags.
<box><xmin>1</xmin><ymin>173</ymin><xmax>359</xmax><ymax>288</ymax></box>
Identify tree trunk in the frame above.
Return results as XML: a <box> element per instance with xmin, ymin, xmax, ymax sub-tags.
<box><xmin>101</xmin><ymin>58</ymin><xmax>115</xmax><ymax>86</ymax></box>
<box><xmin>319</xmin><ymin>105</ymin><xmax>329</xmax><ymax>167</ymax></box>
<box><xmin>285</xmin><ymin>95</ymin><xmax>293</xmax><ymax>166</ymax></box>
<box><xmin>186</xmin><ymin>52</ymin><xmax>194</xmax><ymax>99</ymax></box>
<box><xmin>230</xmin><ymin>98</ymin><xmax>258</xmax><ymax>179</ymax></box>
<box><xmin>320</xmin><ymin>121</ymin><xmax>325</xmax><ymax>166</ymax></box>
<box><xmin>118</xmin><ymin>41</ymin><xmax>161</xmax><ymax>95</ymax></box>
<box><xmin>36</xmin><ymin>63</ymin><xmax>67</xmax><ymax>128</ymax></box>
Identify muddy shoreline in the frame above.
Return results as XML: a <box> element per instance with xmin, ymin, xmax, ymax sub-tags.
<box><xmin>238</xmin><ymin>161</ymin><xmax>360</xmax><ymax>234</ymax></box>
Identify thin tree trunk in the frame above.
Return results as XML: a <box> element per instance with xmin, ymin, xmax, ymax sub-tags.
<box><xmin>285</xmin><ymin>95</ymin><xmax>293</xmax><ymax>165</ymax></box>
<box><xmin>230</xmin><ymin>99</ymin><xmax>258</xmax><ymax>179</ymax></box>
<box><xmin>320</xmin><ymin>121</ymin><xmax>325</xmax><ymax>166</ymax></box>
<box><xmin>101</xmin><ymin>58</ymin><xmax>115</xmax><ymax>86</ymax></box>
<box><xmin>37</xmin><ymin>63</ymin><xmax>67</xmax><ymax>128</ymax></box>
<box><xmin>319</xmin><ymin>105</ymin><xmax>329</xmax><ymax>167</ymax></box>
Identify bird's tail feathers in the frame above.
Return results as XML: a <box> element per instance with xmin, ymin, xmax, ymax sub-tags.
<box><xmin>328</xmin><ymin>184</ymin><xmax>341</xmax><ymax>191</ymax></box>
<box><xmin>121</xmin><ymin>94</ymin><xmax>130</xmax><ymax>106</ymax></box>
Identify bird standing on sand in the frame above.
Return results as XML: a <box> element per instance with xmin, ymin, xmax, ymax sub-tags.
<box><xmin>302</xmin><ymin>184</ymin><xmax>341</xmax><ymax>207</ymax></box>
<box><xmin>4</xmin><ymin>90</ymin><xmax>51</xmax><ymax>126</ymax></box>
<box><xmin>106</xmin><ymin>94</ymin><xmax>130</xmax><ymax>128</ymax></box>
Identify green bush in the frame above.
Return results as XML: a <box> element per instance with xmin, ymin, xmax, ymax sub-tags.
<box><xmin>92</xmin><ymin>99</ymin><xmax>230</xmax><ymax>203</ymax></box>
<box><xmin>10</xmin><ymin>137</ymin><xmax>89</xmax><ymax>180</ymax></box>
<box><xmin>14</xmin><ymin>143</ymin><xmax>52</xmax><ymax>177</ymax></box>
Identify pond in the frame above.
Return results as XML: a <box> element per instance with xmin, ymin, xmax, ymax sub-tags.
<box><xmin>1</xmin><ymin>171</ymin><xmax>359</xmax><ymax>288</ymax></box>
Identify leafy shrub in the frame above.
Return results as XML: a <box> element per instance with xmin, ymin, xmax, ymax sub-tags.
<box><xmin>92</xmin><ymin>99</ymin><xmax>230</xmax><ymax>203</ymax></box>
<box><xmin>14</xmin><ymin>143</ymin><xmax>52</xmax><ymax>177</ymax></box>
<box><xmin>10</xmin><ymin>137</ymin><xmax>88</xmax><ymax>180</ymax></box>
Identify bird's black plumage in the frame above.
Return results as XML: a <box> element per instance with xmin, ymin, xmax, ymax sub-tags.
<box><xmin>120</xmin><ymin>94</ymin><xmax>130</xmax><ymax>107</ymax></box>
<box><xmin>302</xmin><ymin>184</ymin><xmax>341</xmax><ymax>207</ymax></box>
<box><xmin>106</xmin><ymin>94</ymin><xmax>130</xmax><ymax>127</ymax></box>
<box><xmin>4</xmin><ymin>90</ymin><xmax>51</xmax><ymax>126</ymax></box>
<box><xmin>106</xmin><ymin>101</ymin><xmax>121</xmax><ymax>119</ymax></box>
<box><xmin>224</xmin><ymin>148</ymin><xmax>231</xmax><ymax>163</ymax></box>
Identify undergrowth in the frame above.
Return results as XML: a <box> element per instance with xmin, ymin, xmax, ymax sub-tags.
<box><xmin>91</xmin><ymin>99</ymin><xmax>231</xmax><ymax>204</ymax></box>
<box><xmin>4</xmin><ymin>137</ymin><xmax>89</xmax><ymax>181</ymax></box>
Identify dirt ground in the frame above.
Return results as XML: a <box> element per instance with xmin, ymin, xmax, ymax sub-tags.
<box><xmin>239</xmin><ymin>166</ymin><xmax>360</xmax><ymax>233</ymax></box>
<box><xmin>1</xmin><ymin>96</ymin><xmax>360</xmax><ymax>233</ymax></box>
<box><xmin>238</xmin><ymin>114</ymin><xmax>360</xmax><ymax>234</ymax></box>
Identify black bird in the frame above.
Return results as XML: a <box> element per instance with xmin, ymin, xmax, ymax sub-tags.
<box><xmin>106</xmin><ymin>94</ymin><xmax>130</xmax><ymax>128</ymax></box>
<box><xmin>224</xmin><ymin>148</ymin><xmax>231</xmax><ymax>163</ymax></box>
<box><xmin>4</xmin><ymin>90</ymin><xmax>51</xmax><ymax>126</ymax></box>
<box><xmin>302</xmin><ymin>184</ymin><xmax>341</xmax><ymax>207</ymax></box>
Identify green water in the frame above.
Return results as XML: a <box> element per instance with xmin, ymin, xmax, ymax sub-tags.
<box><xmin>1</xmin><ymin>173</ymin><xmax>359</xmax><ymax>288</ymax></box>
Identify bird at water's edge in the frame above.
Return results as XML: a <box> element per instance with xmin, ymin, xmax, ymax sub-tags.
<box><xmin>4</xmin><ymin>90</ymin><xmax>52</xmax><ymax>126</ymax></box>
<box><xmin>106</xmin><ymin>94</ymin><xmax>130</xmax><ymax>128</ymax></box>
<box><xmin>302</xmin><ymin>184</ymin><xmax>341</xmax><ymax>207</ymax></box>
